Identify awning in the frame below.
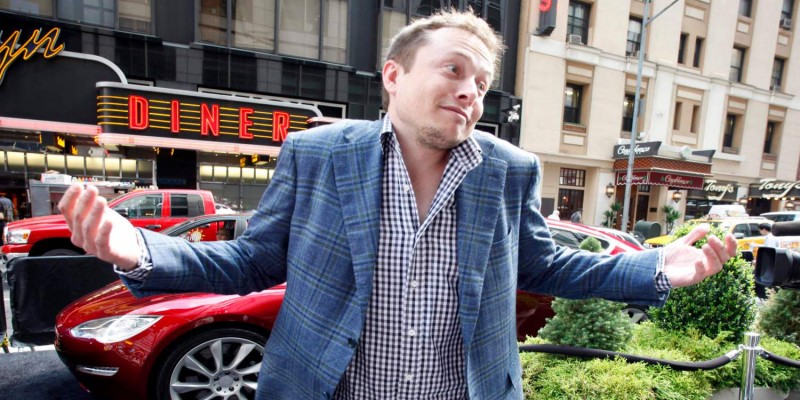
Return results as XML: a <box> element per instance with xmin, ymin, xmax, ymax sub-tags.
<box><xmin>615</xmin><ymin>171</ymin><xmax>706</xmax><ymax>190</ymax></box>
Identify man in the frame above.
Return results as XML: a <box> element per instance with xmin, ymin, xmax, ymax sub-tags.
<box><xmin>215</xmin><ymin>227</ymin><xmax>232</xmax><ymax>241</ymax></box>
<box><xmin>59</xmin><ymin>9</ymin><xmax>736</xmax><ymax>399</ymax></box>
<box><xmin>0</xmin><ymin>192</ymin><xmax>14</xmax><ymax>234</ymax></box>
<box><xmin>759</xmin><ymin>222</ymin><xmax>780</xmax><ymax>248</ymax></box>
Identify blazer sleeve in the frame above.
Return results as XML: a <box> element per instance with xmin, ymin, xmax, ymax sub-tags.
<box><xmin>123</xmin><ymin>136</ymin><xmax>300</xmax><ymax>298</ymax></box>
<box><xmin>516</xmin><ymin>155</ymin><xmax>667</xmax><ymax>307</ymax></box>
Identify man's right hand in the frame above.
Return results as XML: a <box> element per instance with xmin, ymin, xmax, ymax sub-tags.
<box><xmin>58</xmin><ymin>184</ymin><xmax>140</xmax><ymax>271</ymax></box>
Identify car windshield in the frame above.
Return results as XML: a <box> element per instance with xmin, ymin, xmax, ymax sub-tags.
<box><xmin>549</xmin><ymin>227</ymin><xmax>611</xmax><ymax>251</ymax></box>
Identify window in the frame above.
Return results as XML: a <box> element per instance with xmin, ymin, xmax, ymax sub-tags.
<box><xmin>764</xmin><ymin>121</ymin><xmax>776</xmax><ymax>154</ymax></box>
<box><xmin>171</xmin><ymin>194</ymin><xmax>205</xmax><ymax>218</ymax></box>
<box><xmin>730</xmin><ymin>47</ymin><xmax>745</xmax><ymax>82</ymax></box>
<box><xmin>0</xmin><ymin>0</ymin><xmax>54</xmax><ymax>16</ymax></box>
<box><xmin>772</xmin><ymin>58</ymin><xmax>785</xmax><ymax>90</ymax></box>
<box><xmin>117</xmin><ymin>0</ymin><xmax>152</xmax><ymax>33</ymax></box>
<box><xmin>739</xmin><ymin>0</ymin><xmax>752</xmax><ymax>17</ymax></box>
<box><xmin>567</xmin><ymin>1</ymin><xmax>590</xmax><ymax>43</ymax></box>
<box><xmin>622</xmin><ymin>94</ymin><xmax>635</xmax><ymax>132</ymax></box>
<box><xmin>690</xmin><ymin>105</ymin><xmax>700</xmax><ymax>134</ymax></box>
<box><xmin>678</xmin><ymin>33</ymin><xmax>688</xmax><ymax>65</ymax></box>
<box><xmin>673</xmin><ymin>101</ymin><xmax>682</xmax><ymax>130</ymax></box>
<box><xmin>114</xmin><ymin>194</ymin><xmax>163</xmax><ymax>218</ymax></box>
<box><xmin>557</xmin><ymin>188</ymin><xmax>584</xmax><ymax>219</ymax></box>
<box><xmin>723</xmin><ymin>114</ymin><xmax>738</xmax><ymax>153</ymax></box>
<box><xmin>563</xmin><ymin>84</ymin><xmax>583</xmax><ymax>124</ymax></box>
<box><xmin>693</xmin><ymin>37</ymin><xmax>703</xmax><ymax>68</ymax></box>
<box><xmin>559</xmin><ymin>168</ymin><xmax>586</xmax><ymax>187</ymax></box>
<box><xmin>626</xmin><ymin>18</ymin><xmax>642</xmax><ymax>56</ymax></box>
<box><xmin>58</xmin><ymin>0</ymin><xmax>115</xmax><ymax>28</ymax></box>
<box><xmin>278</xmin><ymin>0</ymin><xmax>321</xmax><ymax>59</ymax></box>
<box><xmin>782</xmin><ymin>0</ymin><xmax>794</xmax><ymax>26</ymax></box>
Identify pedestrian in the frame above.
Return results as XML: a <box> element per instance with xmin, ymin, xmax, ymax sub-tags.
<box><xmin>547</xmin><ymin>209</ymin><xmax>560</xmax><ymax>220</ymax></box>
<box><xmin>570</xmin><ymin>209</ymin><xmax>582</xmax><ymax>224</ymax></box>
<box><xmin>758</xmin><ymin>222</ymin><xmax>779</xmax><ymax>248</ymax></box>
<box><xmin>58</xmin><ymin>9</ymin><xmax>737</xmax><ymax>399</ymax></box>
<box><xmin>0</xmin><ymin>192</ymin><xmax>14</xmax><ymax>234</ymax></box>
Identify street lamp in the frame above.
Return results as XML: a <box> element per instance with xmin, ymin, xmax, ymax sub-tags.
<box><xmin>620</xmin><ymin>0</ymin><xmax>680</xmax><ymax>233</ymax></box>
<box><xmin>672</xmin><ymin>191</ymin><xmax>682</xmax><ymax>203</ymax></box>
<box><xmin>605</xmin><ymin>183</ymin><xmax>616</xmax><ymax>198</ymax></box>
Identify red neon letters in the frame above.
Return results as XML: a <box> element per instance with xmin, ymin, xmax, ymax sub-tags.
<box><xmin>127</xmin><ymin>95</ymin><xmax>292</xmax><ymax>142</ymax></box>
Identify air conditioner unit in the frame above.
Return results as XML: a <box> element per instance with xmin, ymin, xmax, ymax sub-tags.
<box><xmin>567</xmin><ymin>34</ymin><xmax>583</xmax><ymax>45</ymax></box>
<box><xmin>781</xmin><ymin>17</ymin><xmax>792</xmax><ymax>29</ymax></box>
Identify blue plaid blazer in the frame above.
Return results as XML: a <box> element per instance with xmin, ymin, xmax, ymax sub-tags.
<box><xmin>126</xmin><ymin>119</ymin><xmax>665</xmax><ymax>399</ymax></box>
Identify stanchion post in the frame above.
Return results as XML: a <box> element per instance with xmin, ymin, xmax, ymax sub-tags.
<box><xmin>739</xmin><ymin>332</ymin><xmax>760</xmax><ymax>400</ymax></box>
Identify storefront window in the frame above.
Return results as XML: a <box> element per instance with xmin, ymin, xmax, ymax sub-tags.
<box><xmin>121</xmin><ymin>159</ymin><xmax>138</xmax><ymax>178</ymax></box>
<box><xmin>66</xmin><ymin>155</ymin><xmax>85</xmax><ymax>176</ymax></box>
<box><xmin>47</xmin><ymin>154</ymin><xmax>66</xmax><ymax>173</ymax></box>
<box><xmin>104</xmin><ymin>157</ymin><xmax>120</xmax><ymax>177</ymax></box>
<box><xmin>27</xmin><ymin>153</ymin><xmax>45</xmax><ymax>171</ymax></box>
<box><xmin>86</xmin><ymin>157</ymin><xmax>104</xmax><ymax>176</ymax></box>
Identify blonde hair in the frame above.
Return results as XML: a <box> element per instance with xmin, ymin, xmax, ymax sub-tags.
<box><xmin>382</xmin><ymin>8</ymin><xmax>506</xmax><ymax>108</ymax></box>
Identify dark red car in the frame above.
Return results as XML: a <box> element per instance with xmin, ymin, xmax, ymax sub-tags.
<box><xmin>55</xmin><ymin>217</ymin><xmax>640</xmax><ymax>400</ymax></box>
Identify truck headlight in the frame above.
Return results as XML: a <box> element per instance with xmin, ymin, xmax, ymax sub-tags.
<box><xmin>70</xmin><ymin>315</ymin><xmax>162</xmax><ymax>344</ymax></box>
<box><xmin>6</xmin><ymin>229</ymin><xmax>30</xmax><ymax>244</ymax></box>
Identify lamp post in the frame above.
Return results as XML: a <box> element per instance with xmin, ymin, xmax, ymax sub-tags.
<box><xmin>620</xmin><ymin>0</ymin><xmax>679</xmax><ymax>233</ymax></box>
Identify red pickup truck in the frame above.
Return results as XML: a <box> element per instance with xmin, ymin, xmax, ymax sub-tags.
<box><xmin>2</xmin><ymin>189</ymin><xmax>216</xmax><ymax>262</ymax></box>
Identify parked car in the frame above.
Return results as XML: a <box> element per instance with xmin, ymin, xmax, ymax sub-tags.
<box><xmin>2</xmin><ymin>189</ymin><xmax>216</xmax><ymax>265</ymax></box>
<box><xmin>55</xmin><ymin>218</ymin><xmax>642</xmax><ymax>400</ymax></box>
<box><xmin>643</xmin><ymin>217</ymin><xmax>768</xmax><ymax>252</ymax></box>
<box><xmin>760</xmin><ymin>211</ymin><xmax>800</xmax><ymax>223</ymax></box>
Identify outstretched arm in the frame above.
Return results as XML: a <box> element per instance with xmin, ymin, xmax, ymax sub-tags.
<box><xmin>58</xmin><ymin>184</ymin><xmax>141</xmax><ymax>270</ymax></box>
<box><xmin>661</xmin><ymin>223</ymin><xmax>738</xmax><ymax>287</ymax></box>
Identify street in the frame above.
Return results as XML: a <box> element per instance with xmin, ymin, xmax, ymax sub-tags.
<box><xmin>0</xmin><ymin>350</ymin><xmax>93</xmax><ymax>399</ymax></box>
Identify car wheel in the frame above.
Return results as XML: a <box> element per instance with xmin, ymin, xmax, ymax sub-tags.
<box><xmin>155</xmin><ymin>328</ymin><xmax>267</xmax><ymax>400</ymax></box>
<box><xmin>623</xmin><ymin>305</ymin><xmax>649</xmax><ymax>324</ymax></box>
<box><xmin>42</xmin><ymin>248</ymin><xmax>82</xmax><ymax>257</ymax></box>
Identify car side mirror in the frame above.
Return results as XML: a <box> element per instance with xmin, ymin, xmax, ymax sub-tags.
<box><xmin>113</xmin><ymin>208</ymin><xmax>129</xmax><ymax>218</ymax></box>
<box><xmin>734</xmin><ymin>232</ymin><xmax>744</xmax><ymax>239</ymax></box>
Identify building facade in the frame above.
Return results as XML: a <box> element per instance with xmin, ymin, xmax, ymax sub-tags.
<box><xmin>519</xmin><ymin>0</ymin><xmax>800</xmax><ymax>232</ymax></box>
<box><xmin>0</xmin><ymin>0</ymin><xmax>523</xmax><ymax>217</ymax></box>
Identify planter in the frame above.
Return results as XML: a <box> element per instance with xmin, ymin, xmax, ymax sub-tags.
<box><xmin>710</xmin><ymin>388</ymin><xmax>788</xmax><ymax>400</ymax></box>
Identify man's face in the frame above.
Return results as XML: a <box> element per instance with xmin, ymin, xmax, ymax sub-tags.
<box><xmin>384</xmin><ymin>27</ymin><xmax>494</xmax><ymax>150</ymax></box>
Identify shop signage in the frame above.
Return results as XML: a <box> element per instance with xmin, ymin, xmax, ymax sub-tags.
<box><xmin>703</xmin><ymin>179</ymin><xmax>737</xmax><ymax>201</ymax></box>
<box><xmin>0</xmin><ymin>27</ymin><xmax>64</xmax><ymax>85</ymax></box>
<box><xmin>753</xmin><ymin>178</ymin><xmax>800</xmax><ymax>199</ymax></box>
<box><xmin>612</xmin><ymin>141</ymin><xmax>661</xmax><ymax>159</ymax></box>
<box><xmin>615</xmin><ymin>171</ymin><xmax>704</xmax><ymax>189</ymax></box>
<box><xmin>97</xmin><ymin>84</ymin><xmax>321</xmax><ymax>149</ymax></box>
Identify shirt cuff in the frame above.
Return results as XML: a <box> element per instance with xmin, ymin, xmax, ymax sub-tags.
<box><xmin>113</xmin><ymin>229</ymin><xmax>153</xmax><ymax>281</ymax></box>
<box><xmin>654</xmin><ymin>249</ymin><xmax>672</xmax><ymax>293</ymax></box>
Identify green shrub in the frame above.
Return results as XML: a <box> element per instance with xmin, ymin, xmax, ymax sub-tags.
<box><xmin>757</xmin><ymin>289</ymin><xmax>800</xmax><ymax>346</ymax></box>
<box><xmin>648</xmin><ymin>223</ymin><xmax>756</xmax><ymax>342</ymax></box>
<box><xmin>537</xmin><ymin>237</ymin><xmax>634</xmax><ymax>351</ymax></box>
<box><xmin>521</xmin><ymin>322</ymin><xmax>800</xmax><ymax>399</ymax></box>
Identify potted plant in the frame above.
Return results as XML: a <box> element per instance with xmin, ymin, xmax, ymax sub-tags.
<box><xmin>661</xmin><ymin>204</ymin><xmax>681</xmax><ymax>233</ymax></box>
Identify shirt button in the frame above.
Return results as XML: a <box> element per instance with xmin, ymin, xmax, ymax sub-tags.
<box><xmin>410</xmin><ymin>280</ymin><xmax>418</xmax><ymax>289</ymax></box>
<box><xmin>403</xmin><ymin>184</ymin><xmax>411</xmax><ymax>193</ymax></box>
<box><xmin>347</xmin><ymin>338</ymin><xmax>357</xmax><ymax>348</ymax></box>
<box><xmin>404</xmin><ymin>373</ymin><xmax>414</xmax><ymax>382</ymax></box>
<box><xmin>407</xmin><ymin>328</ymin><xmax>416</xmax><ymax>337</ymax></box>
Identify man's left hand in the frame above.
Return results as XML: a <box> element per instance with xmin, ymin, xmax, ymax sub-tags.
<box><xmin>662</xmin><ymin>223</ymin><xmax>738</xmax><ymax>287</ymax></box>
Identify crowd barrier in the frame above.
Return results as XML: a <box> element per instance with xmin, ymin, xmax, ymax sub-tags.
<box><xmin>520</xmin><ymin>332</ymin><xmax>800</xmax><ymax>400</ymax></box>
<box><xmin>5</xmin><ymin>256</ymin><xmax>119</xmax><ymax>346</ymax></box>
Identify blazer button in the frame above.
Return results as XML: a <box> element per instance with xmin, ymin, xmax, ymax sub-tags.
<box><xmin>347</xmin><ymin>338</ymin><xmax>357</xmax><ymax>348</ymax></box>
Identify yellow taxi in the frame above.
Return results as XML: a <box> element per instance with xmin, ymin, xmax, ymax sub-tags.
<box><xmin>643</xmin><ymin>217</ymin><xmax>768</xmax><ymax>251</ymax></box>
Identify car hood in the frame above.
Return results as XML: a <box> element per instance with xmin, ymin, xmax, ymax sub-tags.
<box><xmin>58</xmin><ymin>281</ymin><xmax>286</xmax><ymax>324</ymax></box>
<box><xmin>7</xmin><ymin>214</ymin><xmax>66</xmax><ymax>229</ymax></box>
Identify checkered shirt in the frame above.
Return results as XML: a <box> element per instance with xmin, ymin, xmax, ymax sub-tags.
<box><xmin>333</xmin><ymin>117</ymin><xmax>482</xmax><ymax>399</ymax></box>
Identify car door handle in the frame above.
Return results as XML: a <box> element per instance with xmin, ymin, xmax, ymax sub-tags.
<box><xmin>145</xmin><ymin>224</ymin><xmax>161</xmax><ymax>230</ymax></box>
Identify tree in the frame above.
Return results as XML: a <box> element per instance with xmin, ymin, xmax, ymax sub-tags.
<box><xmin>661</xmin><ymin>204</ymin><xmax>681</xmax><ymax>232</ymax></box>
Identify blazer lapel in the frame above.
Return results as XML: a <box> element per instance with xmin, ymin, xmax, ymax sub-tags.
<box><xmin>332</xmin><ymin>121</ymin><xmax>383</xmax><ymax>310</ymax></box>
<box><xmin>456</xmin><ymin>147</ymin><xmax>507</xmax><ymax>350</ymax></box>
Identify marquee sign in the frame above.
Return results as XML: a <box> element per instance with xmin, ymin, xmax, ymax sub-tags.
<box><xmin>96</xmin><ymin>82</ymin><xmax>321</xmax><ymax>151</ymax></box>
<box><xmin>612</xmin><ymin>141</ymin><xmax>661</xmax><ymax>159</ymax></box>
<box><xmin>0</xmin><ymin>27</ymin><xmax>64</xmax><ymax>85</ymax></box>
<box><xmin>615</xmin><ymin>171</ymin><xmax>705</xmax><ymax>189</ymax></box>
<box><xmin>748</xmin><ymin>178</ymin><xmax>800</xmax><ymax>199</ymax></box>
